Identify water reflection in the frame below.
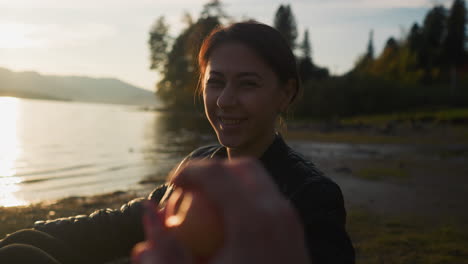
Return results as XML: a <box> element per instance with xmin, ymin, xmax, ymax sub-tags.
<box><xmin>0</xmin><ymin>97</ymin><xmax>27</xmax><ymax>207</ymax></box>
<box><xmin>137</xmin><ymin>110</ymin><xmax>216</xmax><ymax>183</ymax></box>
<box><xmin>144</xmin><ymin>111</ymin><xmax>215</xmax><ymax>158</ymax></box>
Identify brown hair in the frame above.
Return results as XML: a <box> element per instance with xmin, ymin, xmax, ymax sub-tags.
<box><xmin>197</xmin><ymin>21</ymin><xmax>302</xmax><ymax>108</ymax></box>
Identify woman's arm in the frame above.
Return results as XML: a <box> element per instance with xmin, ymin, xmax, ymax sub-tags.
<box><xmin>33</xmin><ymin>184</ymin><xmax>168</xmax><ymax>263</ymax></box>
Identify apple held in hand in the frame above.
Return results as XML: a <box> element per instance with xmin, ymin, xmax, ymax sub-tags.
<box><xmin>164</xmin><ymin>188</ymin><xmax>224</xmax><ymax>259</ymax></box>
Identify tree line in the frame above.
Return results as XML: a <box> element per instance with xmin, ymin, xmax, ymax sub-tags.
<box><xmin>149</xmin><ymin>0</ymin><xmax>467</xmax><ymax>119</ymax></box>
<box><xmin>354</xmin><ymin>0</ymin><xmax>467</xmax><ymax>85</ymax></box>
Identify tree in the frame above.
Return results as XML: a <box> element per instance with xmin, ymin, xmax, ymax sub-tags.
<box><xmin>408</xmin><ymin>23</ymin><xmax>423</xmax><ymax>52</ymax></box>
<box><xmin>420</xmin><ymin>5</ymin><xmax>447</xmax><ymax>74</ymax></box>
<box><xmin>298</xmin><ymin>29</ymin><xmax>314</xmax><ymax>82</ymax></box>
<box><xmin>200</xmin><ymin>0</ymin><xmax>230</xmax><ymax>21</ymax></box>
<box><xmin>443</xmin><ymin>0</ymin><xmax>466</xmax><ymax>94</ymax></box>
<box><xmin>273</xmin><ymin>4</ymin><xmax>298</xmax><ymax>49</ymax></box>
<box><xmin>153</xmin><ymin>2</ymin><xmax>224</xmax><ymax>109</ymax></box>
<box><xmin>422</xmin><ymin>6</ymin><xmax>447</xmax><ymax>50</ymax></box>
<box><xmin>149</xmin><ymin>16</ymin><xmax>170</xmax><ymax>74</ymax></box>
<box><xmin>384</xmin><ymin>37</ymin><xmax>399</xmax><ymax>52</ymax></box>
<box><xmin>444</xmin><ymin>0</ymin><xmax>467</xmax><ymax>66</ymax></box>
<box><xmin>182</xmin><ymin>11</ymin><xmax>194</xmax><ymax>27</ymax></box>
<box><xmin>353</xmin><ymin>30</ymin><xmax>375</xmax><ymax>74</ymax></box>
<box><xmin>298</xmin><ymin>29</ymin><xmax>329</xmax><ymax>81</ymax></box>
<box><xmin>366</xmin><ymin>30</ymin><xmax>375</xmax><ymax>60</ymax></box>
<box><xmin>300</xmin><ymin>29</ymin><xmax>312</xmax><ymax>60</ymax></box>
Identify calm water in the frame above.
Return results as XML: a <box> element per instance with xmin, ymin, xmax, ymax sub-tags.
<box><xmin>0</xmin><ymin>97</ymin><xmax>215</xmax><ymax>207</ymax></box>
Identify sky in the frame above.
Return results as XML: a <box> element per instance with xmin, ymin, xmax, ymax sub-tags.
<box><xmin>0</xmin><ymin>0</ymin><xmax>453</xmax><ymax>91</ymax></box>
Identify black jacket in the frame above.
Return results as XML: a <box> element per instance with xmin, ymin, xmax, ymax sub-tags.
<box><xmin>34</xmin><ymin>135</ymin><xmax>355</xmax><ymax>263</ymax></box>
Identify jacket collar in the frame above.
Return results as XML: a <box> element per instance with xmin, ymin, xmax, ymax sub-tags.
<box><xmin>208</xmin><ymin>134</ymin><xmax>288</xmax><ymax>179</ymax></box>
<box><xmin>208</xmin><ymin>133</ymin><xmax>287</xmax><ymax>162</ymax></box>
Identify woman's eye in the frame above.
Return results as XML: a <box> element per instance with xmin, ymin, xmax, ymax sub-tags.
<box><xmin>239</xmin><ymin>80</ymin><xmax>259</xmax><ymax>89</ymax></box>
<box><xmin>206</xmin><ymin>79</ymin><xmax>224</xmax><ymax>88</ymax></box>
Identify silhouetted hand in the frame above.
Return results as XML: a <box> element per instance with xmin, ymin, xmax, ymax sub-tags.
<box><xmin>132</xmin><ymin>158</ymin><xmax>311</xmax><ymax>264</ymax></box>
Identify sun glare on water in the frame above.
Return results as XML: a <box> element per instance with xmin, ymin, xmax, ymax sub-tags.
<box><xmin>0</xmin><ymin>97</ymin><xmax>27</xmax><ymax>207</ymax></box>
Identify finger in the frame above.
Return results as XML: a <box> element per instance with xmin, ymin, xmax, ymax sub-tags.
<box><xmin>143</xmin><ymin>200</ymin><xmax>165</xmax><ymax>244</ymax></box>
<box><xmin>141</xmin><ymin>201</ymin><xmax>192</xmax><ymax>264</ymax></box>
<box><xmin>132</xmin><ymin>242</ymin><xmax>156</xmax><ymax>264</ymax></box>
<box><xmin>131</xmin><ymin>242</ymin><xmax>147</xmax><ymax>263</ymax></box>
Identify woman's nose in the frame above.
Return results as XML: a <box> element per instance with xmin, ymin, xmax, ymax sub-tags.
<box><xmin>217</xmin><ymin>85</ymin><xmax>237</xmax><ymax>109</ymax></box>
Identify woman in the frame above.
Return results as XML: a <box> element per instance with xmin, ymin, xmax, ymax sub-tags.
<box><xmin>0</xmin><ymin>21</ymin><xmax>354</xmax><ymax>264</ymax></box>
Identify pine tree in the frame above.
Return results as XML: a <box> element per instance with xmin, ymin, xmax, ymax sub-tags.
<box><xmin>298</xmin><ymin>29</ymin><xmax>314</xmax><ymax>82</ymax></box>
<box><xmin>366</xmin><ymin>30</ymin><xmax>374</xmax><ymax>60</ymax></box>
<box><xmin>352</xmin><ymin>30</ymin><xmax>374</xmax><ymax>74</ymax></box>
<box><xmin>444</xmin><ymin>0</ymin><xmax>466</xmax><ymax>66</ymax></box>
<box><xmin>421</xmin><ymin>5</ymin><xmax>447</xmax><ymax>69</ymax></box>
<box><xmin>385</xmin><ymin>37</ymin><xmax>399</xmax><ymax>51</ymax></box>
<box><xmin>298</xmin><ymin>29</ymin><xmax>329</xmax><ymax>81</ymax></box>
<box><xmin>301</xmin><ymin>29</ymin><xmax>312</xmax><ymax>61</ymax></box>
<box><xmin>444</xmin><ymin>0</ymin><xmax>466</xmax><ymax>94</ymax></box>
<box><xmin>273</xmin><ymin>4</ymin><xmax>298</xmax><ymax>49</ymax></box>
<box><xmin>149</xmin><ymin>16</ymin><xmax>170</xmax><ymax>73</ymax></box>
<box><xmin>408</xmin><ymin>23</ymin><xmax>423</xmax><ymax>52</ymax></box>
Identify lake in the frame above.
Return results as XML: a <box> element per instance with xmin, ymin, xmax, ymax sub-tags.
<box><xmin>0</xmin><ymin>97</ymin><xmax>215</xmax><ymax>207</ymax></box>
<box><xmin>2</xmin><ymin>96</ymin><xmax>466</xmax><ymax>215</ymax></box>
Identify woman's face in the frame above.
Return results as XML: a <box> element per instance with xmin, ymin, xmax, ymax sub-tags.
<box><xmin>203</xmin><ymin>42</ymin><xmax>292</xmax><ymax>154</ymax></box>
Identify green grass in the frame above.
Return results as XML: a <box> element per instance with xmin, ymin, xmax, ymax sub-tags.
<box><xmin>284</xmin><ymin>130</ymin><xmax>411</xmax><ymax>144</ymax></box>
<box><xmin>340</xmin><ymin>108</ymin><xmax>468</xmax><ymax>126</ymax></box>
<box><xmin>348</xmin><ymin>208</ymin><xmax>468</xmax><ymax>264</ymax></box>
<box><xmin>355</xmin><ymin>166</ymin><xmax>409</xmax><ymax>181</ymax></box>
<box><xmin>285</xmin><ymin>112</ymin><xmax>468</xmax><ymax>145</ymax></box>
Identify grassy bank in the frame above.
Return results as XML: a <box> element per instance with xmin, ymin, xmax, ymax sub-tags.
<box><xmin>348</xmin><ymin>208</ymin><xmax>468</xmax><ymax>264</ymax></box>
<box><xmin>285</xmin><ymin>108</ymin><xmax>468</xmax><ymax>145</ymax></box>
<box><xmin>340</xmin><ymin>108</ymin><xmax>468</xmax><ymax>126</ymax></box>
<box><xmin>1</xmin><ymin>193</ymin><xmax>467</xmax><ymax>263</ymax></box>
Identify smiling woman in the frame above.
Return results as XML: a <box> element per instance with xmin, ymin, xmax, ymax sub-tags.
<box><xmin>135</xmin><ymin>21</ymin><xmax>355</xmax><ymax>264</ymax></box>
<box><xmin>0</xmin><ymin>22</ymin><xmax>354</xmax><ymax>264</ymax></box>
<box><xmin>0</xmin><ymin>97</ymin><xmax>26</xmax><ymax>207</ymax></box>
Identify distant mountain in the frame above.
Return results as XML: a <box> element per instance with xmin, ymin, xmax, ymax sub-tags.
<box><xmin>0</xmin><ymin>67</ymin><xmax>160</xmax><ymax>106</ymax></box>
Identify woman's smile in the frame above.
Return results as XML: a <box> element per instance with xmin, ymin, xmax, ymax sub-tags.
<box><xmin>218</xmin><ymin>116</ymin><xmax>247</xmax><ymax>128</ymax></box>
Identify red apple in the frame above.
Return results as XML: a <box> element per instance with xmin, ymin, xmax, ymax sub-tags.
<box><xmin>164</xmin><ymin>188</ymin><xmax>224</xmax><ymax>259</ymax></box>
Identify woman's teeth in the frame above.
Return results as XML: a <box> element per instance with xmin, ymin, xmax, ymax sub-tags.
<box><xmin>221</xmin><ymin>118</ymin><xmax>242</xmax><ymax>125</ymax></box>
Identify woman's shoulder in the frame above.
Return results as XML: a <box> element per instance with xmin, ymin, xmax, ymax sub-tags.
<box><xmin>281</xmin><ymin>144</ymin><xmax>345</xmax><ymax>212</ymax></box>
<box><xmin>277</xmin><ymin>142</ymin><xmax>329</xmax><ymax>184</ymax></box>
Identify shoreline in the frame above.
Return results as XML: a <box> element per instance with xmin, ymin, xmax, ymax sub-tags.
<box><xmin>2</xmin><ymin>187</ymin><xmax>467</xmax><ymax>263</ymax></box>
<box><xmin>2</xmin><ymin>124</ymin><xmax>467</xmax><ymax>262</ymax></box>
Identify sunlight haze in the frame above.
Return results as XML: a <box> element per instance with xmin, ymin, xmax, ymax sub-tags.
<box><xmin>0</xmin><ymin>0</ymin><xmax>452</xmax><ymax>91</ymax></box>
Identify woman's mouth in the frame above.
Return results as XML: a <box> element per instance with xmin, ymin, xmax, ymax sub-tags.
<box><xmin>219</xmin><ymin>117</ymin><xmax>246</xmax><ymax>127</ymax></box>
